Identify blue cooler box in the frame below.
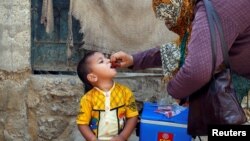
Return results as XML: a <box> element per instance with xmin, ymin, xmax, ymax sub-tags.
<box><xmin>139</xmin><ymin>102</ymin><xmax>192</xmax><ymax>141</ymax></box>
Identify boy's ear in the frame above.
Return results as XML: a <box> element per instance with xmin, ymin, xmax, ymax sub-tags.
<box><xmin>87</xmin><ymin>73</ymin><xmax>98</xmax><ymax>82</ymax></box>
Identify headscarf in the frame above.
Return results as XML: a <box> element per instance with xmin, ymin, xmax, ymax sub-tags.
<box><xmin>152</xmin><ymin>0</ymin><xmax>195</xmax><ymax>41</ymax></box>
<box><xmin>152</xmin><ymin>0</ymin><xmax>183</xmax><ymax>29</ymax></box>
<box><xmin>152</xmin><ymin>0</ymin><xmax>196</xmax><ymax>82</ymax></box>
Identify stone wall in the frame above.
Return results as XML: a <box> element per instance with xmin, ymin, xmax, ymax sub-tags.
<box><xmin>0</xmin><ymin>72</ymin><xmax>164</xmax><ymax>141</ymax></box>
<box><xmin>0</xmin><ymin>1</ymin><xmax>167</xmax><ymax>140</ymax></box>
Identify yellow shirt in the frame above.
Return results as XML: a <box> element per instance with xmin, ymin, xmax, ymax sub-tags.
<box><xmin>76</xmin><ymin>82</ymin><xmax>138</xmax><ymax>140</ymax></box>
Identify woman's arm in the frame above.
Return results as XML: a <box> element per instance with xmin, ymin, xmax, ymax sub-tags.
<box><xmin>131</xmin><ymin>47</ymin><xmax>162</xmax><ymax>70</ymax></box>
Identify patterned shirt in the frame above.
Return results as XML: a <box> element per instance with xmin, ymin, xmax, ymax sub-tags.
<box><xmin>132</xmin><ymin>0</ymin><xmax>250</xmax><ymax>99</ymax></box>
<box><xmin>76</xmin><ymin>82</ymin><xmax>138</xmax><ymax>140</ymax></box>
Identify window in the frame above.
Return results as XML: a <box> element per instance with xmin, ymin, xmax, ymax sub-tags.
<box><xmin>31</xmin><ymin>0</ymin><xmax>83</xmax><ymax>74</ymax></box>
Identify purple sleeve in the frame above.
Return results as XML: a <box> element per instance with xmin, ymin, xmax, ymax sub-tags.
<box><xmin>131</xmin><ymin>47</ymin><xmax>162</xmax><ymax>70</ymax></box>
<box><xmin>167</xmin><ymin>1</ymin><xmax>242</xmax><ymax>99</ymax></box>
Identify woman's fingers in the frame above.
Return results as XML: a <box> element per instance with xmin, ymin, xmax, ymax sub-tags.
<box><xmin>110</xmin><ymin>51</ymin><xmax>133</xmax><ymax>68</ymax></box>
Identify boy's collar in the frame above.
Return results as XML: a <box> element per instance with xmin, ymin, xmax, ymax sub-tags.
<box><xmin>94</xmin><ymin>82</ymin><xmax>115</xmax><ymax>93</ymax></box>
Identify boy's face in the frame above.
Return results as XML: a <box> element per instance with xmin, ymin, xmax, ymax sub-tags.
<box><xmin>87</xmin><ymin>52</ymin><xmax>117</xmax><ymax>81</ymax></box>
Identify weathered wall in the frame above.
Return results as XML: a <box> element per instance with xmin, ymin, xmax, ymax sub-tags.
<box><xmin>0</xmin><ymin>1</ymin><xmax>166</xmax><ymax>140</ymax></box>
<box><xmin>0</xmin><ymin>0</ymin><xmax>32</xmax><ymax>140</ymax></box>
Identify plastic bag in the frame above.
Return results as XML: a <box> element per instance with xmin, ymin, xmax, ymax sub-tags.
<box><xmin>155</xmin><ymin>103</ymin><xmax>187</xmax><ymax>118</ymax></box>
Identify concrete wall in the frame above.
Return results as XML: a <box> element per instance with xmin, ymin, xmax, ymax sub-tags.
<box><xmin>1</xmin><ymin>1</ymin><xmax>32</xmax><ymax>140</ymax></box>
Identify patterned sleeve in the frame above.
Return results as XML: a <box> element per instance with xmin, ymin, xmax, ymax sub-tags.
<box><xmin>124</xmin><ymin>87</ymin><xmax>139</xmax><ymax>118</ymax></box>
<box><xmin>160</xmin><ymin>42</ymin><xmax>181</xmax><ymax>82</ymax></box>
<box><xmin>76</xmin><ymin>94</ymin><xmax>92</xmax><ymax>125</ymax></box>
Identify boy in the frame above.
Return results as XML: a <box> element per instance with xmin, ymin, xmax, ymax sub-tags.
<box><xmin>76</xmin><ymin>51</ymin><xmax>139</xmax><ymax>141</ymax></box>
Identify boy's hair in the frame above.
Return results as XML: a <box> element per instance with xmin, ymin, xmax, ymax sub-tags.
<box><xmin>77</xmin><ymin>51</ymin><xmax>98</xmax><ymax>92</ymax></box>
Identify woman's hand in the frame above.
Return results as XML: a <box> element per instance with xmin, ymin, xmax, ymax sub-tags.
<box><xmin>110</xmin><ymin>51</ymin><xmax>134</xmax><ymax>68</ymax></box>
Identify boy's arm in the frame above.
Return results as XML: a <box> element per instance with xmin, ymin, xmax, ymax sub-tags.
<box><xmin>78</xmin><ymin>124</ymin><xmax>98</xmax><ymax>141</ymax></box>
<box><xmin>111</xmin><ymin>116</ymin><xmax>138</xmax><ymax>141</ymax></box>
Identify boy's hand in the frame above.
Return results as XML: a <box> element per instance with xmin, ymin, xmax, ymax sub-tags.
<box><xmin>110</xmin><ymin>135</ymin><xmax>126</xmax><ymax>141</ymax></box>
